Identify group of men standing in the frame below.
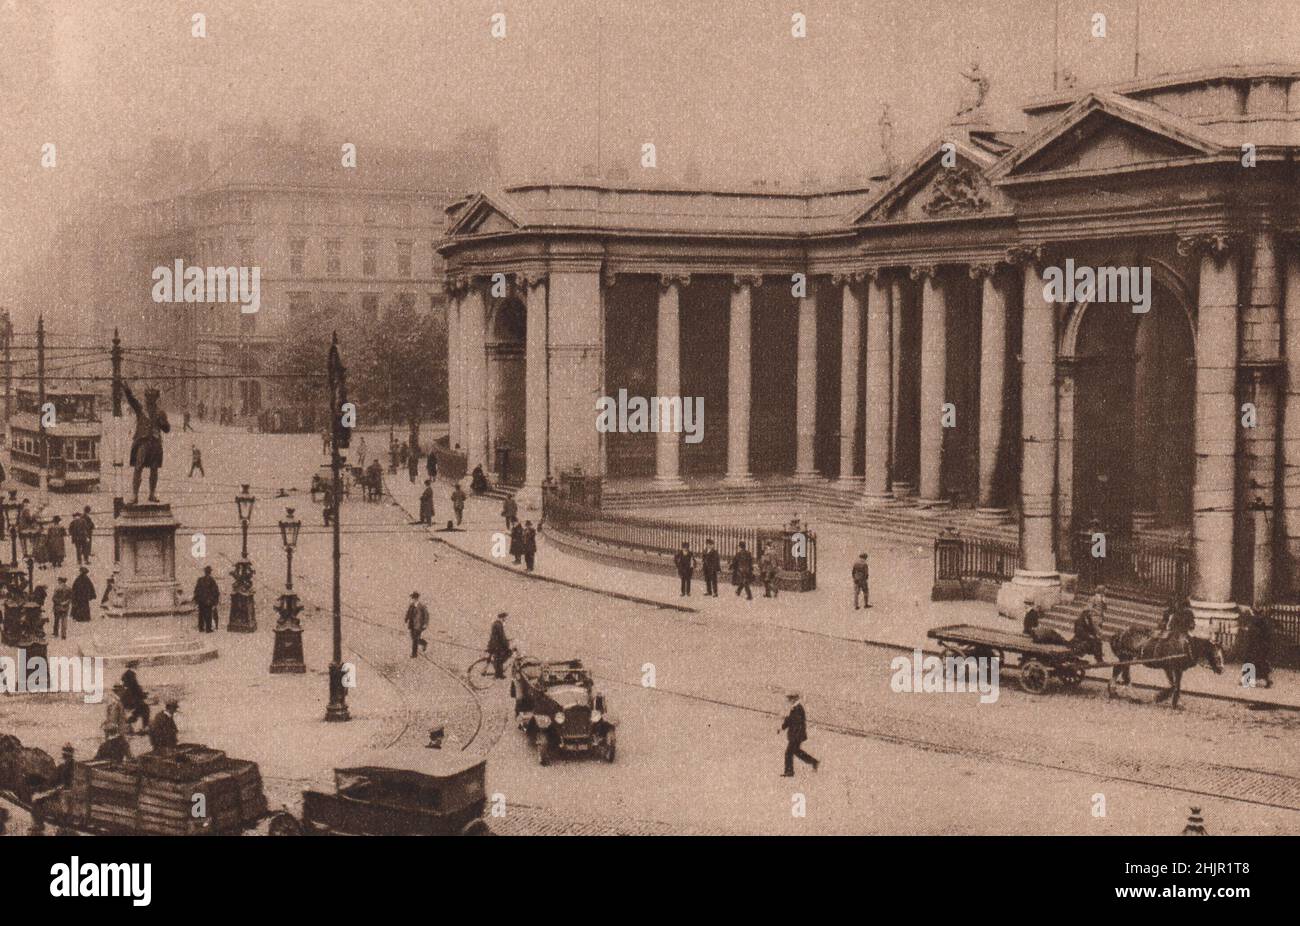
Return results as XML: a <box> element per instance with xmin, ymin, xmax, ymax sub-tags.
<box><xmin>672</xmin><ymin>539</ymin><xmax>787</xmax><ymax>600</ymax></box>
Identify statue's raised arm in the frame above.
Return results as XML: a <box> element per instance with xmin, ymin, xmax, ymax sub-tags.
<box><xmin>123</xmin><ymin>382</ymin><xmax>168</xmax><ymax>505</ymax></box>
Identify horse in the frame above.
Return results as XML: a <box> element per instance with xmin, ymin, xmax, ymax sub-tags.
<box><xmin>1108</xmin><ymin>628</ymin><xmax>1224</xmax><ymax>709</ymax></box>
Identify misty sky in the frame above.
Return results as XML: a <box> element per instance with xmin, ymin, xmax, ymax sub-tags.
<box><xmin>3</xmin><ymin>0</ymin><xmax>1299</xmax><ymax>301</ymax></box>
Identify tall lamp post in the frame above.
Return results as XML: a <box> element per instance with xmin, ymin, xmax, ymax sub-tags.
<box><xmin>325</xmin><ymin>334</ymin><xmax>350</xmax><ymax>721</ymax></box>
<box><xmin>0</xmin><ymin>492</ymin><xmax>22</xmax><ymax>646</ymax></box>
<box><xmin>270</xmin><ymin>507</ymin><xmax>304</xmax><ymax>673</ymax></box>
<box><xmin>228</xmin><ymin>484</ymin><xmax>257</xmax><ymax>633</ymax></box>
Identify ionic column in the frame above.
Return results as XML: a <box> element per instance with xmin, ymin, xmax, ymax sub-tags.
<box><xmin>915</xmin><ymin>265</ymin><xmax>947</xmax><ymax>504</ymax></box>
<box><xmin>655</xmin><ymin>273</ymin><xmax>688</xmax><ymax>488</ymax></box>
<box><xmin>445</xmin><ymin>283</ymin><xmax>462</xmax><ymax>451</ymax></box>
<box><xmin>861</xmin><ymin>271</ymin><xmax>893</xmax><ymax>502</ymax></box>
<box><xmin>547</xmin><ymin>269</ymin><xmax>604</xmax><ymax>478</ymax></box>
<box><xmin>1179</xmin><ymin>234</ymin><xmax>1241</xmax><ymax>628</ymax></box>
<box><xmin>724</xmin><ymin>274</ymin><xmax>760</xmax><ymax>485</ymax></box>
<box><xmin>889</xmin><ymin>276</ymin><xmax>912</xmax><ymax>496</ymax></box>
<box><xmin>1242</xmin><ymin>231</ymin><xmax>1282</xmax><ymax>605</ymax></box>
<box><xmin>974</xmin><ymin>264</ymin><xmax>1009</xmax><ymax>519</ymax></box>
<box><xmin>1131</xmin><ymin>312</ymin><xmax>1160</xmax><ymax>531</ymax></box>
<box><xmin>516</xmin><ymin>271</ymin><xmax>549</xmax><ymax>510</ymax></box>
<box><xmin>1282</xmin><ymin>237</ymin><xmax>1300</xmax><ymax>595</ymax></box>
<box><xmin>461</xmin><ymin>278</ymin><xmax>490</xmax><ymax>474</ymax></box>
<box><xmin>794</xmin><ymin>285</ymin><xmax>819</xmax><ymax>479</ymax></box>
<box><xmin>996</xmin><ymin>247</ymin><xmax>1061</xmax><ymax>620</ymax></box>
<box><xmin>835</xmin><ymin>272</ymin><xmax>863</xmax><ymax>486</ymax></box>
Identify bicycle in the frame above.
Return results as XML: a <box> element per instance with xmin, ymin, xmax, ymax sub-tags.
<box><xmin>465</xmin><ymin>647</ymin><xmax>515</xmax><ymax>691</ymax></box>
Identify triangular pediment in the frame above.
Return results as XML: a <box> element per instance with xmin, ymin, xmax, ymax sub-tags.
<box><xmin>853</xmin><ymin>141</ymin><xmax>1001</xmax><ymax>224</ymax></box>
<box><xmin>991</xmin><ymin>93</ymin><xmax>1229</xmax><ymax>181</ymax></box>
<box><xmin>447</xmin><ymin>192</ymin><xmax>522</xmax><ymax>236</ymax></box>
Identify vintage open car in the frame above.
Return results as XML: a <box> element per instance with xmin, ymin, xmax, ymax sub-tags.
<box><xmin>269</xmin><ymin>748</ymin><xmax>490</xmax><ymax>836</ymax></box>
<box><xmin>511</xmin><ymin>657</ymin><xmax>616</xmax><ymax>765</ymax></box>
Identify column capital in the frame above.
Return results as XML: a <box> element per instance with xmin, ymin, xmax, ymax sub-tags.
<box><xmin>602</xmin><ymin>265</ymin><xmax>619</xmax><ymax>288</ymax></box>
<box><xmin>732</xmin><ymin>272</ymin><xmax>765</xmax><ymax>289</ymax></box>
<box><xmin>658</xmin><ymin>272</ymin><xmax>691</xmax><ymax>290</ymax></box>
<box><xmin>443</xmin><ymin>274</ymin><xmax>472</xmax><ymax>297</ymax></box>
<box><xmin>1176</xmin><ymin>232</ymin><xmax>1243</xmax><ymax>260</ymax></box>
<box><xmin>909</xmin><ymin>264</ymin><xmax>939</xmax><ymax>281</ymax></box>
<box><xmin>967</xmin><ymin>261</ymin><xmax>1003</xmax><ymax>279</ymax></box>
<box><xmin>1004</xmin><ymin>243</ymin><xmax>1049</xmax><ymax>268</ymax></box>
<box><xmin>518</xmin><ymin>270</ymin><xmax>549</xmax><ymax>289</ymax></box>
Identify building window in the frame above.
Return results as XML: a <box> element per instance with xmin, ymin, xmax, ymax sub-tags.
<box><xmin>326</xmin><ymin>239</ymin><xmax>342</xmax><ymax>276</ymax></box>
<box><xmin>361</xmin><ymin>239</ymin><xmax>377</xmax><ymax>277</ymax></box>
<box><xmin>290</xmin><ymin>238</ymin><xmax>307</xmax><ymax>275</ymax></box>
<box><xmin>397</xmin><ymin>293</ymin><xmax>414</xmax><ymax>313</ymax></box>
<box><xmin>362</xmin><ymin>294</ymin><xmax>379</xmax><ymax>318</ymax></box>
<box><xmin>289</xmin><ymin>291</ymin><xmax>312</xmax><ymax>322</ymax></box>
<box><xmin>396</xmin><ymin>240</ymin><xmax>412</xmax><ymax>278</ymax></box>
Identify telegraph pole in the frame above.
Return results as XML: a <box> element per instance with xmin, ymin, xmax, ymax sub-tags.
<box><xmin>325</xmin><ymin>332</ymin><xmax>350</xmax><ymax>722</ymax></box>
<box><xmin>1</xmin><ymin>308</ymin><xmax>11</xmax><ymax>427</ymax></box>
<box><xmin>111</xmin><ymin>329</ymin><xmax>124</xmax><ymax>524</ymax></box>
<box><xmin>36</xmin><ymin>315</ymin><xmax>47</xmax><ymax>494</ymax></box>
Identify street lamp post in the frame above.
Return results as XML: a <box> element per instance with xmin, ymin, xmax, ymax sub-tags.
<box><xmin>325</xmin><ymin>334</ymin><xmax>350</xmax><ymax>722</ymax></box>
<box><xmin>270</xmin><ymin>507</ymin><xmax>305</xmax><ymax>674</ymax></box>
<box><xmin>228</xmin><ymin>484</ymin><xmax>257</xmax><ymax>633</ymax></box>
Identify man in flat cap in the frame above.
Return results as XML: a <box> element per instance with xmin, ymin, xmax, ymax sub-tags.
<box><xmin>148</xmin><ymin>698</ymin><xmax>180</xmax><ymax>751</ymax></box>
<box><xmin>780</xmin><ymin>692</ymin><xmax>819</xmax><ymax>777</ymax></box>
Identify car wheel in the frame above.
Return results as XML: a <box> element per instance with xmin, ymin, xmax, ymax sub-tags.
<box><xmin>267</xmin><ymin>812</ymin><xmax>302</xmax><ymax>836</ymax></box>
<box><xmin>537</xmin><ymin>736</ymin><xmax>550</xmax><ymax>767</ymax></box>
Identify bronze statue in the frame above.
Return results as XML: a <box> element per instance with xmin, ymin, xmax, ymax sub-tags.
<box><xmin>122</xmin><ymin>381</ymin><xmax>171</xmax><ymax>504</ymax></box>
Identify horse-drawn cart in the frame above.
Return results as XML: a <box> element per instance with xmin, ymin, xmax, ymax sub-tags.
<box><xmin>927</xmin><ymin>623</ymin><xmax>1093</xmax><ymax>695</ymax></box>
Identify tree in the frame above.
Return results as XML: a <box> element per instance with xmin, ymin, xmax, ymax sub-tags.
<box><xmin>347</xmin><ymin>298</ymin><xmax>447</xmax><ymax>438</ymax></box>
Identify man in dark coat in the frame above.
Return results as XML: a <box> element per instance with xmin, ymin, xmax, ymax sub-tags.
<box><xmin>193</xmin><ymin>565</ymin><xmax>220</xmax><ymax>633</ymax></box>
<box><xmin>418</xmin><ymin>480</ymin><xmax>434</xmax><ymax>525</ymax></box>
<box><xmin>701</xmin><ymin>539</ymin><xmax>721</xmax><ymax>597</ymax></box>
<box><xmin>852</xmin><ymin>553</ymin><xmax>871</xmax><ymax>610</ymax></box>
<box><xmin>405</xmin><ymin>592</ymin><xmax>429</xmax><ymax>658</ymax></box>
<box><xmin>486</xmin><ymin>612</ymin><xmax>511</xmax><ymax>678</ymax></box>
<box><xmin>1071</xmin><ymin>608</ymin><xmax>1105</xmax><ymax>664</ymax></box>
<box><xmin>81</xmin><ymin>506</ymin><xmax>95</xmax><ymax>560</ymax></box>
<box><xmin>407</xmin><ymin>443</ymin><xmax>420</xmax><ymax>483</ymax></box>
<box><xmin>51</xmin><ymin>577</ymin><xmax>72</xmax><ymax>639</ymax></box>
<box><xmin>522</xmin><ymin>521</ymin><xmax>538</xmax><ymax>572</ymax></box>
<box><xmin>71</xmin><ymin>567</ymin><xmax>96</xmax><ymax>623</ymax></box>
<box><xmin>148</xmin><ymin>700</ymin><xmax>180</xmax><ymax>751</ymax></box>
<box><xmin>759</xmin><ymin>543</ymin><xmax>780</xmax><ymax>598</ymax></box>
<box><xmin>1239</xmin><ymin>607</ymin><xmax>1275</xmax><ymax>688</ymax></box>
<box><xmin>731</xmin><ymin>541</ymin><xmax>754</xmax><ymax>601</ymax></box>
<box><xmin>780</xmin><ymin>693</ymin><xmax>819</xmax><ymax>776</ymax></box>
<box><xmin>451</xmin><ymin>484</ymin><xmax>466</xmax><ymax>526</ymax></box>
<box><xmin>426</xmin><ymin>450</ymin><xmax>437</xmax><ymax>479</ymax></box>
<box><xmin>470</xmin><ymin>465</ymin><xmax>489</xmax><ymax>495</ymax></box>
<box><xmin>673</xmin><ymin>542</ymin><xmax>695</xmax><ymax>597</ymax></box>
<box><xmin>509</xmin><ymin>522</ymin><xmax>524</xmax><ymax>564</ymax></box>
<box><xmin>68</xmin><ymin>513</ymin><xmax>89</xmax><ymax>566</ymax></box>
<box><xmin>502</xmin><ymin>495</ymin><xmax>518</xmax><ymax>531</ymax></box>
<box><xmin>45</xmin><ymin>516</ymin><xmax>66</xmax><ymax>568</ymax></box>
<box><xmin>120</xmin><ymin>670</ymin><xmax>151</xmax><ymax>733</ymax></box>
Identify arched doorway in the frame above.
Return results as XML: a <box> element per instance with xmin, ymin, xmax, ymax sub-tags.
<box><xmin>487</xmin><ymin>297</ymin><xmax>526</xmax><ymax>485</ymax></box>
<box><xmin>1070</xmin><ymin>279</ymin><xmax>1194</xmax><ymax>535</ymax></box>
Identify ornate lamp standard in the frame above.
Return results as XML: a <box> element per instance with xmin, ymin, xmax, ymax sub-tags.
<box><xmin>228</xmin><ymin>484</ymin><xmax>257</xmax><ymax>633</ymax></box>
<box><xmin>325</xmin><ymin>335</ymin><xmax>350</xmax><ymax>721</ymax></box>
<box><xmin>270</xmin><ymin>507</ymin><xmax>305</xmax><ymax>673</ymax></box>
<box><xmin>0</xmin><ymin>492</ymin><xmax>23</xmax><ymax>645</ymax></box>
<box><xmin>2</xmin><ymin>491</ymin><xmax>18</xmax><ymax>567</ymax></box>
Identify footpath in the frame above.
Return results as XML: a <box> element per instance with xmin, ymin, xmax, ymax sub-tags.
<box><xmin>392</xmin><ymin>474</ymin><xmax>1300</xmax><ymax>712</ymax></box>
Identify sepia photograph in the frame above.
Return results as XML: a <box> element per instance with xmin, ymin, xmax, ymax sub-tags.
<box><xmin>0</xmin><ymin>0</ymin><xmax>1296</xmax><ymax>906</ymax></box>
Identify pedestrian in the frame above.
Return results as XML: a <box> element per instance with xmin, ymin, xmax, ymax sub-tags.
<box><xmin>451</xmin><ymin>483</ymin><xmax>466</xmax><ymax>526</ymax></box>
<box><xmin>407</xmin><ymin>445</ymin><xmax>419</xmax><ymax>484</ymax></box>
<box><xmin>51</xmin><ymin>577</ymin><xmax>72</xmax><ymax>639</ymax></box>
<box><xmin>419</xmin><ymin>480</ymin><xmax>434</xmax><ymax>526</ymax></box>
<box><xmin>96</xmin><ymin>687</ymin><xmax>132</xmax><ymax>762</ymax></box>
<box><xmin>1089</xmin><ymin>584</ymin><xmax>1108</xmax><ymax>636</ymax></box>
<box><xmin>780</xmin><ymin>693</ymin><xmax>819</xmax><ymax>777</ymax></box>
<box><xmin>71</xmin><ymin>567</ymin><xmax>96</xmax><ymax>623</ymax></box>
<box><xmin>389</xmin><ymin>439</ymin><xmax>399</xmax><ymax>474</ymax></box>
<box><xmin>356</xmin><ymin>436</ymin><xmax>367</xmax><ymax>469</ymax></box>
<box><xmin>502</xmin><ymin>495</ymin><xmax>518</xmax><ymax>531</ymax></box>
<box><xmin>731</xmin><ymin>541</ymin><xmax>755</xmax><ymax>601</ymax></box>
<box><xmin>1071</xmin><ymin>608</ymin><xmax>1104</xmax><ymax>664</ymax></box>
<box><xmin>852</xmin><ymin>552</ymin><xmax>871</xmax><ymax>610</ymax></box>
<box><xmin>486</xmin><ymin>612</ymin><xmax>511</xmax><ymax>678</ymax></box>
<box><xmin>674</xmin><ymin>542</ymin><xmax>695</xmax><ymax>597</ymax></box>
<box><xmin>68</xmin><ymin>512</ymin><xmax>88</xmax><ymax>565</ymax></box>
<box><xmin>522</xmin><ymin>521</ymin><xmax>538</xmax><ymax>571</ymax></box>
<box><xmin>189</xmin><ymin>445</ymin><xmax>205</xmax><ymax>477</ymax></box>
<box><xmin>510</xmin><ymin>521</ymin><xmax>524</xmax><ymax>564</ymax></box>
<box><xmin>100</xmin><ymin>573</ymin><xmax>114</xmax><ymax>607</ymax></box>
<box><xmin>16</xmin><ymin>500</ymin><xmax>34</xmax><ymax>559</ymax></box>
<box><xmin>1239</xmin><ymin>606</ymin><xmax>1274</xmax><ymax>689</ymax></box>
<box><xmin>120</xmin><ymin>669</ymin><xmax>151</xmax><ymax>734</ymax></box>
<box><xmin>471</xmin><ymin>464</ymin><xmax>489</xmax><ymax>495</ymax></box>
<box><xmin>193</xmin><ymin>565</ymin><xmax>220</xmax><ymax>633</ymax></box>
<box><xmin>81</xmin><ymin>506</ymin><xmax>95</xmax><ymax>560</ymax></box>
<box><xmin>182</xmin><ymin>411</ymin><xmax>193</xmax><ymax>432</ymax></box>
<box><xmin>426</xmin><ymin>449</ymin><xmax>437</xmax><ymax>480</ymax></box>
<box><xmin>45</xmin><ymin>516</ymin><xmax>66</xmax><ymax>568</ymax></box>
<box><xmin>701</xmin><ymin>539</ymin><xmax>720</xmax><ymax>597</ymax></box>
<box><xmin>405</xmin><ymin>592</ymin><xmax>430</xmax><ymax>658</ymax></box>
<box><xmin>759</xmin><ymin>542</ymin><xmax>779</xmax><ymax>598</ymax></box>
<box><xmin>148</xmin><ymin>699</ymin><xmax>180</xmax><ymax>751</ymax></box>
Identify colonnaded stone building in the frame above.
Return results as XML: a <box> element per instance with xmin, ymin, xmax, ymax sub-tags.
<box><xmin>438</xmin><ymin>65</ymin><xmax>1300</xmax><ymax>636</ymax></box>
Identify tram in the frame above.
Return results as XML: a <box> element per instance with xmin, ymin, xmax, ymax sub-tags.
<box><xmin>6</xmin><ymin>387</ymin><xmax>103</xmax><ymax>491</ymax></box>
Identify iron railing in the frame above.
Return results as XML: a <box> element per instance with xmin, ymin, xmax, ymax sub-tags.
<box><xmin>1070</xmin><ymin>529</ymin><xmax>1191</xmax><ymax>604</ymax></box>
<box><xmin>933</xmin><ymin>532</ymin><xmax>1018</xmax><ymax>599</ymax></box>
<box><xmin>544</xmin><ymin>495</ymin><xmax>816</xmax><ymax>580</ymax></box>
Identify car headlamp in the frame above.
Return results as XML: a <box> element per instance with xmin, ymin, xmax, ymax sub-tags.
<box><xmin>554</xmin><ymin>711</ymin><xmax>566</xmax><ymax>725</ymax></box>
<box><xmin>591</xmin><ymin>710</ymin><xmax>602</xmax><ymax>723</ymax></box>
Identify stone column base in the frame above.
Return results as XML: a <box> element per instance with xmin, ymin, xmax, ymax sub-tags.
<box><xmin>996</xmin><ymin>570</ymin><xmax>1062</xmax><ymax>621</ymax></box>
<box><xmin>834</xmin><ymin>475</ymin><xmax>865</xmax><ymax>491</ymax></box>
<box><xmin>652</xmin><ymin>475</ymin><xmax>687</xmax><ymax>490</ymax></box>
<box><xmin>793</xmin><ymin>470</ymin><xmax>822</xmax><ymax>483</ymax></box>
<box><xmin>855</xmin><ymin>491</ymin><xmax>894</xmax><ymax>509</ymax></box>
<box><xmin>890</xmin><ymin>480</ymin><xmax>916</xmax><ymax>497</ymax></box>
<box><xmin>974</xmin><ymin>507</ymin><xmax>1011</xmax><ymax>522</ymax></box>
<box><xmin>916</xmin><ymin>497</ymin><xmax>951</xmax><ymax>510</ymax></box>
<box><xmin>1188</xmin><ymin>599</ymin><xmax>1238</xmax><ymax>640</ymax></box>
<box><xmin>514</xmin><ymin>486</ymin><xmax>544</xmax><ymax>513</ymax></box>
<box><xmin>722</xmin><ymin>472</ymin><xmax>757</xmax><ymax>487</ymax></box>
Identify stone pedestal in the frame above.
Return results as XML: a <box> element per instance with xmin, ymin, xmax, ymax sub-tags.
<box><xmin>270</xmin><ymin>590</ymin><xmax>305</xmax><ymax>674</ymax></box>
<box><xmin>227</xmin><ymin>559</ymin><xmax>257</xmax><ymax>633</ymax></box>
<box><xmin>996</xmin><ymin>570</ymin><xmax>1062</xmax><ymax>622</ymax></box>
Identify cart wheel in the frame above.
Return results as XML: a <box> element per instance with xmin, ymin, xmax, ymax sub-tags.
<box><xmin>267</xmin><ymin>812</ymin><xmax>302</xmax><ymax>836</ymax></box>
<box><xmin>537</xmin><ymin>737</ymin><xmax>550</xmax><ymax>767</ymax></box>
<box><xmin>460</xmin><ymin>818</ymin><xmax>492</xmax><ymax>836</ymax></box>
<box><xmin>1019</xmin><ymin>660</ymin><xmax>1050</xmax><ymax>695</ymax></box>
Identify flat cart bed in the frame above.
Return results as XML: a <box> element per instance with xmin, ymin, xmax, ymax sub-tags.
<box><xmin>927</xmin><ymin>623</ymin><xmax>1089</xmax><ymax>695</ymax></box>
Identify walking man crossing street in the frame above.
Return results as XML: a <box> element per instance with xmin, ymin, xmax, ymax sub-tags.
<box><xmin>780</xmin><ymin>693</ymin><xmax>819</xmax><ymax>777</ymax></box>
<box><xmin>852</xmin><ymin>552</ymin><xmax>871</xmax><ymax>610</ymax></box>
<box><xmin>405</xmin><ymin>592</ymin><xmax>429</xmax><ymax>658</ymax></box>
